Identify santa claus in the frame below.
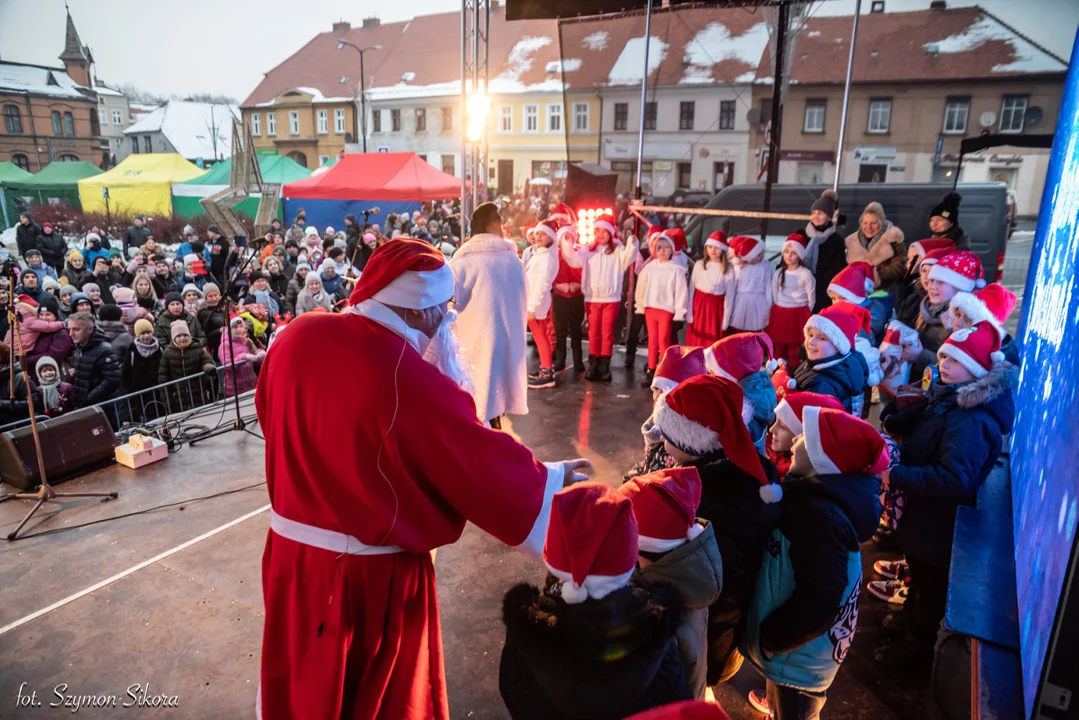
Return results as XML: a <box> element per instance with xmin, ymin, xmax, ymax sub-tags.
<box><xmin>255</xmin><ymin>238</ymin><xmax>589</xmax><ymax>719</ymax></box>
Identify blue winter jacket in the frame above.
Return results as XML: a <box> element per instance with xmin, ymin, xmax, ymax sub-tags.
<box><xmin>742</xmin><ymin>472</ymin><xmax>881</xmax><ymax>693</ymax></box>
<box><xmin>791</xmin><ymin>352</ymin><xmax>867</xmax><ymax>413</ymax></box>
<box><xmin>175</xmin><ymin>242</ymin><xmax>212</xmax><ymax>264</ymax></box>
<box><xmin>82</xmin><ymin>246</ymin><xmax>110</xmax><ymax>269</ymax></box>
<box><xmin>739</xmin><ymin>370</ymin><xmax>777</xmax><ymax>455</ymax></box>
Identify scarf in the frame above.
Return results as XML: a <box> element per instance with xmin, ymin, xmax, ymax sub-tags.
<box><xmin>856</xmin><ymin>220</ymin><xmax>891</xmax><ymax>252</ymax></box>
<box><xmin>40</xmin><ymin>375</ymin><xmax>62</xmax><ymax>411</ymax></box>
<box><xmin>805</xmin><ymin>220</ymin><xmax>835</xmax><ymax>239</ymax></box>
<box><xmin>135</xmin><ymin>337</ymin><xmax>160</xmax><ymax>358</ymax></box>
<box><xmin>918</xmin><ymin>297</ymin><xmax>948</xmax><ymax>328</ymax></box>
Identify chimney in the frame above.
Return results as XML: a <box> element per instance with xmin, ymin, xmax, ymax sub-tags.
<box><xmin>870</xmin><ymin>1</ymin><xmax>885</xmax><ymax>12</ymax></box>
<box><xmin>332</xmin><ymin>21</ymin><xmax>351</xmax><ymax>34</ymax></box>
<box><xmin>362</xmin><ymin>17</ymin><xmax>380</xmax><ymax>30</ymax></box>
<box><xmin>930</xmin><ymin>1</ymin><xmax>947</xmax><ymax>9</ymax></box>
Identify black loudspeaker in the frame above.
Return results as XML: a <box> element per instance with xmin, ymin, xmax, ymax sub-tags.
<box><xmin>0</xmin><ymin>407</ymin><xmax>117</xmax><ymax>490</ymax></box>
<box><xmin>566</xmin><ymin>163</ymin><xmax>619</xmax><ymax>212</ymax></box>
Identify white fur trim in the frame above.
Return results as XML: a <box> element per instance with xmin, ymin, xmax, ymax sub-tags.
<box><xmin>703</xmin><ymin>347</ymin><xmax>737</xmax><ymax>381</ymax></box>
<box><xmin>535</xmin><ymin>224</ymin><xmax>558</xmax><ymax>244</ymax></box>
<box><xmin>827</xmin><ymin>282</ymin><xmax>864</xmax><ymax>304</ymax></box>
<box><xmin>928</xmin><ymin>263</ymin><xmax>976</xmax><ymax>293</ymax></box>
<box><xmin>802</xmin><ymin>406</ymin><xmax>842</xmax><ymax>475</ymax></box>
<box><xmin>947</xmin><ymin>292</ymin><xmax>997</xmax><ymax>330</ymax></box>
<box><xmin>937</xmin><ymin>343</ymin><xmax>989</xmax><ymax>378</ymax></box>
<box><xmin>654</xmin><ymin>396</ymin><xmax>720</xmax><ymax>455</ymax></box>
<box><xmin>705</xmin><ymin>238</ymin><xmax>728</xmax><ymax>251</ymax></box>
<box><xmin>651</xmin><ymin>375</ymin><xmax>679</xmax><ymax>393</ymax></box>
<box><xmin>546</xmin><ymin>565</ymin><xmax>635</xmax><ymax>604</ymax></box>
<box><xmin>759</xmin><ymin>483</ymin><xmax>783</xmax><ymax>504</ymax></box>
<box><xmin>514</xmin><ymin>463</ymin><xmax>565</xmax><ymax>559</ymax></box>
<box><xmin>741</xmin><ymin>397</ymin><xmax>755</xmax><ymax>427</ymax></box>
<box><xmin>739</xmin><ymin>241</ymin><xmax>764</xmax><ymax>261</ymax></box>
<box><xmin>921</xmin><ymin>257</ymin><xmax>941</xmax><ymax>267</ymax></box>
<box><xmin>774</xmin><ymin>398</ymin><xmax>802</xmax><ymax>436</ymax></box>
<box><xmin>594</xmin><ymin>220</ymin><xmax>616</xmax><ymax>237</ymax></box>
<box><xmin>687</xmin><ymin>522</ymin><xmax>705</xmax><ymax>542</ymax></box>
<box><xmin>804</xmin><ymin>314</ymin><xmax>851</xmax><ymax>355</ymax></box>
<box><xmin>370</xmin><ymin>264</ymin><xmax>455</xmax><ymax>310</ymax></box>
<box><xmin>557</xmin><ymin>225</ymin><xmax>578</xmax><ymax>241</ymax></box>
<box><xmin>638</xmin><ymin>534</ymin><xmax>689</xmax><ymax>553</ymax></box>
<box><xmin>783</xmin><ymin>239</ymin><xmax>806</xmax><ymax>259</ymax></box>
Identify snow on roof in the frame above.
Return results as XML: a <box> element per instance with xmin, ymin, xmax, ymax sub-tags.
<box><xmin>582</xmin><ymin>31</ymin><xmax>609</xmax><ymax>52</ymax></box>
<box><xmin>124</xmin><ymin>101</ymin><xmax>239</xmax><ymax>161</ymax></box>
<box><xmin>607</xmin><ymin>35</ymin><xmax>669</xmax><ymax>86</ymax></box>
<box><xmin>927</xmin><ymin>14</ymin><xmax>1064</xmax><ymax>74</ymax></box>
<box><xmin>546</xmin><ymin>59</ymin><xmax>582</xmax><ymax>74</ymax></box>
<box><xmin>491</xmin><ymin>36</ymin><xmax>554</xmax><ymax>92</ymax></box>
<box><xmin>680</xmin><ymin>21</ymin><xmax>769</xmax><ymax>85</ymax></box>
<box><xmin>366</xmin><ymin>80</ymin><xmax>461</xmax><ymax>101</ymax></box>
<box><xmin>92</xmin><ymin>79</ymin><xmax>125</xmax><ymax>97</ymax></box>
<box><xmin>0</xmin><ymin>62</ymin><xmax>87</xmax><ymax>99</ymax></box>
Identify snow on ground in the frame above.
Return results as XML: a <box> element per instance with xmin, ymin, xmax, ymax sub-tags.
<box><xmin>582</xmin><ymin>31</ymin><xmax>609</xmax><ymax>51</ymax></box>
<box><xmin>927</xmin><ymin>14</ymin><xmax>1066</xmax><ymax>73</ymax></box>
<box><xmin>607</xmin><ymin>35</ymin><xmax>669</xmax><ymax>86</ymax></box>
<box><xmin>681</xmin><ymin>22</ymin><xmax>771</xmax><ymax>84</ymax></box>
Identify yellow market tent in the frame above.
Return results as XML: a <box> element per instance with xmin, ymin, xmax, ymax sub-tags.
<box><xmin>78</xmin><ymin>154</ymin><xmax>205</xmax><ymax>216</ymax></box>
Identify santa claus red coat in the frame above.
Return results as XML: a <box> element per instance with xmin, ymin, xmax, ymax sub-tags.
<box><xmin>255</xmin><ymin>240</ymin><xmax>562</xmax><ymax>719</ymax></box>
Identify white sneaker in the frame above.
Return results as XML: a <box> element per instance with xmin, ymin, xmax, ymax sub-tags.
<box><xmin>873</xmin><ymin>559</ymin><xmax>908</xmax><ymax>580</ymax></box>
<box><xmin>867</xmin><ymin>578</ymin><xmax>909</xmax><ymax>604</ymax></box>
<box><xmin>747</xmin><ymin>688</ymin><xmax>771</xmax><ymax>716</ymax></box>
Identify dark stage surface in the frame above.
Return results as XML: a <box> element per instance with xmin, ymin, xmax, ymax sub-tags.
<box><xmin>0</xmin><ymin>357</ymin><xmax>931</xmax><ymax>719</ymax></box>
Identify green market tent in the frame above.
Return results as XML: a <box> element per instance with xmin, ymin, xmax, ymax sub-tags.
<box><xmin>0</xmin><ymin>162</ymin><xmax>34</xmax><ymax>229</ymax></box>
<box><xmin>171</xmin><ymin>154</ymin><xmax>311</xmax><ymax>220</ymax></box>
<box><xmin>2</xmin><ymin>161</ymin><xmax>102</xmax><ymax>228</ymax></box>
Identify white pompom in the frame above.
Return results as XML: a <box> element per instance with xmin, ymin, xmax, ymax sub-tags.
<box><xmin>766</xmin><ymin>359</ymin><xmax>780</xmax><ymax>373</ymax></box>
<box><xmin>686</xmin><ymin>522</ymin><xmax>705</xmax><ymax>542</ymax></box>
<box><xmin>976</xmin><ymin>279</ymin><xmax>986</xmax><ymax>289</ymax></box>
<box><xmin>759</xmin><ymin>483</ymin><xmax>783</xmax><ymax>504</ymax></box>
<box><xmin>787</xmin><ymin>378</ymin><xmax>797</xmax><ymax>390</ymax></box>
<box><xmin>991</xmin><ymin>351</ymin><xmax>1005</xmax><ymax>363</ymax></box>
<box><xmin>559</xmin><ymin>581</ymin><xmax>589</xmax><ymax>605</ymax></box>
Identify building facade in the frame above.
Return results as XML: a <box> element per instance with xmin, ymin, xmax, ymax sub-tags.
<box><xmin>364</xmin><ymin>88</ymin><xmax>461</xmax><ymax>177</ymax></box>
<box><xmin>94</xmin><ymin>82</ymin><xmax>130</xmax><ymax>167</ymax></box>
<box><xmin>243</xmin><ymin>88</ymin><xmax>356</xmax><ymax>169</ymax></box>
<box><xmin>121</xmin><ymin>101</ymin><xmax>238</xmax><ymax>165</ymax></box>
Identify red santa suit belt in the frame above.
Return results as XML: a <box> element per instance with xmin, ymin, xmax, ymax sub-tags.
<box><xmin>270</xmin><ymin>509</ymin><xmax>404</xmax><ymax>555</ymax></box>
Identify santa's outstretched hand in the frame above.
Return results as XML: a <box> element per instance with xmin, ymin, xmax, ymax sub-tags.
<box><xmin>560</xmin><ymin>458</ymin><xmax>592</xmax><ymax>487</ymax></box>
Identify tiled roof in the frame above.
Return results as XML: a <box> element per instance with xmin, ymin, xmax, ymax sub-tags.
<box><xmin>757</xmin><ymin>7</ymin><xmax>1067</xmax><ymax>84</ymax></box>
<box><xmin>0</xmin><ymin>61</ymin><xmax>89</xmax><ymax>99</ymax></box>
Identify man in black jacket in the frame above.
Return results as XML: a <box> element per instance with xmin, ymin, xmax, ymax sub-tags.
<box><xmin>16</xmin><ymin>212</ymin><xmax>41</xmax><ymax>260</ymax></box>
<box><xmin>206</xmin><ymin>224</ymin><xmax>231</xmax><ymax>286</ymax></box>
<box><xmin>37</xmin><ymin>222</ymin><xmax>68</xmax><ymax>273</ymax></box>
<box><xmin>67</xmin><ymin>313</ymin><xmax>121</xmax><ymax>408</ymax></box>
<box><xmin>122</xmin><ymin>215</ymin><xmax>152</xmax><ymax>255</ymax></box>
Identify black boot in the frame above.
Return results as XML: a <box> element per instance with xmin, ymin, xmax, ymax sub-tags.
<box><xmin>585</xmin><ymin>355</ymin><xmax>600</xmax><ymax>381</ymax></box>
<box><xmin>624</xmin><ymin>350</ymin><xmax>636</xmax><ymax>369</ymax></box>
<box><xmin>554</xmin><ymin>346</ymin><xmax>567</xmax><ymax>373</ymax></box>
<box><xmin>599</xmin><ymin>356</ymin><xmax>613</xmax><ymax>382</ymax></box>
<box><xmin>640</xmin><ymin>368</ymin><xmax>654</xmax><ymax>388</ymax></box>
<box><xmin>572</xmin><ymin>346</ymin><xmax>585</xmax><ymax>373</ymax></box>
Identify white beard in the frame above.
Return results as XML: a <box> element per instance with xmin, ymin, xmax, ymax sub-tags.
<box><xmin>422</xmin><ymin>309</ymin><xmax>474</xmax><ymax>394</ymax></box>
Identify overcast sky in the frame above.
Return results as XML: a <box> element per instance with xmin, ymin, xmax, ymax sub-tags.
<box><xmin>0</xmin><ymin>0</ymin><xmax>1074</xmax><ymax>101</ymax></box>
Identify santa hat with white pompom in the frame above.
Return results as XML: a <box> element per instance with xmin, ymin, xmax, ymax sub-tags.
<box><xmin>619</xmin><ymin>467</ymin><xmax>706</xmax><ymax>553</ymax></box>
<box><xmin>928</xmin><ymin>250</ymin><xmax>986</xmax><ymax>292</ymax></box>
<box><xmin>936</xmin><ymin>321</ymin><xmax>1005</xmax><ymax>378</ymax></box>
<box><xmin>801</xmin><ymin>407</ymin><xmax>890</xmax><ymax>477</ymax></box>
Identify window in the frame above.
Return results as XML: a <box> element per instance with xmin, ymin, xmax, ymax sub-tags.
<box><xmin>99</xmin><ymin>109</ymin><xmax>108</xmax><ymax>124</ymax></box>
<box><xmin>499</xmin><ymin>106</ymin><xmax>512</xmax><ymax>132</ymax></box>
<box><xmin>942</xmin><ymin>98</ymin><xmax>969</xmax><ymax>134</ymax></box>
<box><xmin>797</xmin><ymin>162</ymin><xmax>824</xmax><ymax>185</ymax></box>
<box><xmin>677</xmin><ymin>162</ymin><xmax>692</xmax><ymax>189</ymax></box>
<box><xmin>442</xmin><ymin>107</ymin><xmax>452</xmax><ymax>132</ymax></box>
<box><xmin>679</xmin><ymin>102</ymin><xmax>695</xmax><ymax>131</ymax></box>
<box><xmin>3</xmin><ymin>105</ymin><xmax>23</xmax><ymax>134</ymax></box>
<box><xmin>867</xmin><ymin>99</ymin><xmax>891</xmax><ymax>134</ymax></box>
<box><xmin>131</xmin><ymin>136</ymin><xmax>139</xmax><ymax>154</ymax></box>
<box><xmin>759</xmin><ymin>98</ymin><xmax>773</xmax><ymax>125</ymax></box>
<box><xmin>573</xmin><ymin>103</ymin><xmax>590</xmax><ymax>132</ymax></box>
<box><xmin>442</xmin><ymin>155</ymin><xmax>455</xmax><ymax>175</ymax></box>
<box><xmin>804</xmin><ymin>99</ymin><xmax>826</xmax><ymax>133</ymax></box>
<box><xmin>415</xmin><ymin>108</ymin><xmax>426</xmax><ymax>132</ymax></box>
<box><xmin>113</xmin><ymin>110</ymin><xmax>123</xmax><ymax>126</ymax></box>
<box><xmin>52</xmin><ymin>111</ymin><xmax>63</xmax><ymax>135</ymax></box>
<box><xmin>251</xmin><ymin>113</ymin><xmax>260</xmax><ymax>136</ymax></box>
<box><xmin>319</xmin><ymin>154</ymin><xmax>331</xmax><ymax>167</ymax></box>
<box><xmin>11</xmin><ymin>153</ymin><xmax>29</xmax><ymax>170</ymax></box>
<box><xmin>288</xmin><ymin>111</ymin><xmax>299</xmax><ymax>135</ymax></box>
<box><xmin>317</xmin><ymin>109</ymin><xmax>328</xmax><ymax>134</ymax></box>
<box><xmin>643</xmin><ymin>102</ymin><xmax>657</xmax><ymax>131</ymax></box>
<box><xmin>371</xmin><ymin>109</ymin><xmax>380</xmax><ymax>133</ymax></box>
<box><xmin>143</xmin><ymin>135</ymin><xmax>151</xmax><ymax>153</ymax></box>
<box><xmin>63</xmin><ymin>112</ymin><xmax>74</xmax><ymax>136</ymax></box>
<box><xmin>391</xmin><ymin>109</ymin><xmax>401</xmax><ymax>132</ymax></box>
<box><xmin>524</xmin><ymin>104</ymin><xmax>538</xmax><ymax>132</ymax></box>
<box><xmin>58</xmin><ymin>153</ymin><xmax>79</xmax><ymax>162</ymax></box>
<box><xmin>547</xmin><ymin>103</ymin><xmax>561</xmax><ymax>132</ymax></box>
<box><xmin>999</xmin><ymin>95</ymin><xmax>1028</xmax><ymax>133</ymax></box>
<box><xmin>614</xmin><ymin>102</ymin><xmax>628</xmax><ymax>131</ymax></box>
<box><xmin>267</xmin><ymin>112</ymin><xmax>277</xmax><ymax>136</ymax></box>
<box><xmin>335</xmin><ymin>108</ymin><xmax>346</xmax><ymax>134</ymax></box>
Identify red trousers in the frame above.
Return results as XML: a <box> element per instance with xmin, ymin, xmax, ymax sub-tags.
<box><xmin>528</xmin><ymin>316</ymin><xmax>553</xmax><ymax>369</ymax></box>
<box><xmin>645</xmin><ymin>308</ymin><xmax>674</xmax><ymax>369</ymax></box>
<box><xmin>586</xmin><ymin>301</ymin><xmax>619</xmax><ymax>357</ymax></box>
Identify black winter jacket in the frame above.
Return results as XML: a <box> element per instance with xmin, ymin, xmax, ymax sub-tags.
<box><xmin>158</xmin><ymin>344</ymin><xmax>215</xmax><ymax>383</ymax></box>
<box><xmin>37</xmin><ymin>230</ymin><xmax>67</xmax><ymax>271</ymax></box>
<box><xmin>812</xmin><ymin>231</ymin><xmax>848</xmax><ymax>313</ymax></box>
<box><xmin>16</xmin><ymin>222</ymin><xmax>41</xmax><ymax>259</ymax></box>
<box><xmin>0</xmin><ymin>365</ymin><xmax>41</xmax><ymax>425</ymax></box>
<box><xmin>72</xmin><ymin>329</ymin><xmax>121</xmax><ymax>407</ymax></box>
<box><xmin>197</xmin><ymin>305</ymin><xmax>227</xmax><ymax>363</ymax></box>
<box><xmin>792</xmin><ymin>353</ymin><xmax>867</xmax><ymax>413</ymax></box>
<box><xmin>882</xmin><ymin>363</ymin><xmax>1016</xmax><ymax>568</ymax></box>
<box><xmin>121</xmin><ymin>343</ymin><xmax>161</xmax><ymax>394</ymax></box>
<box><xmin>62</xmin><ymin>263</ymin><xmax>91</xmax><ymax>291</ymax></box>
<box><xmin>893</xmin><ymin>276</ymin><xmax>926</xmax><ymax>329</ymax></box>
<box><xmin>122</xmin><ymin>224</ymin><xmax>152</xmax><ymax>253</ymax></box>
<box><xmin>500</xmin><ymin>578</ymin><xmax>691</xmax><ymax>720</ymax></box>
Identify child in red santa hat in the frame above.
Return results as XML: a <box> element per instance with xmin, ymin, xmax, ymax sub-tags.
<box><xmin>686</xmin><ymin>231</ymin><xmax>733</xmax><ymax>348</ymax></box>
<box><xmin>500</xmin><ymin>482</ymin><xmax>692</xmax><ymax>719</ymax></box>
<box><xmin>651</xmin><ymin>375</ymin><xmax>781</xmax><ymax>685</ymax></box>
<box><xmin>627</xmin><ymin>346</ymin><xmax>707</xmax><ymax>480</ymax></box>
<box><xmin>635</xmin><ymin>230</ymin><xmax>689</xmax><ymax>387</ymax></box>
<box><xmin>768</xmin><ymin>391</ymin><xmax>845</xmax><ymax>480</ymax></box>
<box><xmin>792</xmin><ymin>301</ymin><xmax>870</xmax><ymax>414</ymax></box>
<box><xmin>874</xmin><ymin>321</ymin><xmax>1015</xmax><ymax>669</ymax></box>
<box><xmin>703</xmin><ymin>332</ymin><xmax>778</xmax><ymax>455</ymax></box>
<box><xmin>726</xmin><ymin>236</ymin><xmax>773</xmax><ymax>335</ymax></box>
<box><xmin>551</xmin><ymin>222</ymin><xmax>586</xmax><ymax>373</ymax></box>
<box><xmin>894</xmin><ymin>238</ymin><xmax>956</xmax><ymax>327</ymax></box>
<box><xmin>767</xmin><ymin>232</ymin><xmax>815</xmax><ymax>368</ymax></box>
<box><xmin>741</xmin><ymin>407</ymin><xmax>887</xmax><ymax>719</ymax></box>
<box><xmin>525</xmin><ymin>220</ymin><xmax>561</xmax><ymax>390</ymax></box>
<box><xmin>946</xmin><ymin>282</ymin><xmax>1019</xmax><ymax>365</ymax></box>
<box><xmin>621</xmin><ymin>467</ymin><xmax>723</xmax><ymax>701</ymax></box>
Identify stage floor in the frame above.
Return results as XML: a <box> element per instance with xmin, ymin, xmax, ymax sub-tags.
<box><xmin>0</xmin><ymin>359</ymin><xmax>930</xmax><ymax>719</ymax></box>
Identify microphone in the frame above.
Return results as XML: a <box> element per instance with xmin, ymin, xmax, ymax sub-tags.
<box><xmin>363</xmin><ymin>207</ymin><xmax>381</xmax><ymax>215</ymax></box>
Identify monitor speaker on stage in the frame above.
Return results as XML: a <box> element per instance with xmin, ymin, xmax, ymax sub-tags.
<box><xmin>0</xmin><ymin>407</ymin><xmax>117</xmax><ymax>491</ymax></box>
<box><xmin>565</xmin><ymin>162</ymin><xmax>619</xmax><ymax>214</ymax></box>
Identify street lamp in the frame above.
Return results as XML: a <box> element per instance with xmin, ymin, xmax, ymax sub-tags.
<box><xmin>336</xmin><ymin>40</ymin><xmax>381</xmax><ymax>153</ymax></box>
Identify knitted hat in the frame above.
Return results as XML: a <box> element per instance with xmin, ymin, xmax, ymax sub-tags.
<box><xmin>782</xmin><ymin>231</ymin><xmax>810</xmax><ymax>259</ymax></box>
<box><xmin>68</xmin><ymin>250</ymin><xmax>82</xmax><ymax>263</ymax></box>
<box><xmin>928</xmin><ymin>251</ymin><xmax>985</xmax><ymax>292</ymax></box>
<box><xmin>304</xmin><ymin>226</ymin><xmax>319</xmax><ymax>237</ymax></box>
<box><xmin>183</xmin><ymin>253</ymin><xmax>199</xmax><ymax>265</ymax></box>
<box><xmin>202</xmin><ymin>282</ymin><xmax>221</xmax><ymax>296</ymax></box>
<box><xmin>828</xmin><ymin>262</ymin><xmax>875</xmax><ymax>304</ymax></box>
<box><xmin>39</xmin><ymin>294</ymin><xmax>60</xmax><ymax>316</ymax></box>
<box><xmin>85</xmin><ymin>232</ymin><xmax>101</xmax><ymax>244</ymax></box>
<box><xmin>802</xmin><ymin>407</ymin><xmax>889</xmax><ymax>476</ymax></box>
<box><xmin>325</xmin><ymin>226</ymin><xmax>335</xmax><ymax>235</ymax></box>
<box><xmin>81</xmin><ymin>282</ymin><xmax>99</xmax><ymax>294</ymax></box>
<box><xmin>937</xmin><ymin>321</ymin><xmax>1004</xmax><ymax>378</ymax></box>
<box><xmin>804</xmin><ymin>301</ymin><xmax>871</xmax><ymax>355</ymax></box>
<box><xmin>774</xmin><ymin>392</ymin><xmax>845</xmax><ymax>436</ymax></box>
<box><xmin>879</xmin><ymin>320</ymin><xmax>918</xmax><ymax>356</ymax></box>
<box><xmin>111</xmin><ymin>286</ymin><xmax>135</xmax><ymax>304</ymax></box>
<box><xmin>652</xmin><ymin>345</ymin><xmax>707</xmax><ymax>394</ymax></box>
<box><xmin>25</xmin><ymin>248</ymin><xmax>41</xmax><ymax>258</ymax></box>
<box><xmin>948</xmin><ymin>283</ymin><xmax>1016</xmax><ymax>333</ymax></box>
<box><xmin>319</xmin><ymin>258</ymin><xmax>337</xmax><ymax>274</ymax></box>
<box><xmin>170</xmin><ymin>319</ymin><xmax>190</xmax><ymax>340</ymax></box>
<box><xmin>534</xmin><ymin>219</ymin><xmax>559</xmax><ymax>244</ymax></box>
<box><xmin>659</xmin><ymin>228</ymin><xmax>687</xmax><ymax>253</ymax></box>
<box><xmin>98</xmin><ymin>304</ymin><xmax>122</xmax><ymax>322</ymax></box>
<box><xmin>295</xmin><ymin>259</ymin><xmax>311</xmax><ymax>272</ymax></box>
<box><xmin>164</xmin><ymin>291</ymin><xmax>183</xmax><ymax>306</ymax></box>
<box><xmin>704</xmin><ymin>332</ymin><xmax>773</xmax><ymax>381</ymax></box>
<box><xmin>547</xmin><ymin>203</ymin><xmax>576</xmax><ymax>226</ymax></box>
<box><xmin>183</xmin><ymin>224</ymin><xmax>198</xmax><ymax>237</ymax></box>
<box><xmin>109</xmin><ymin>248</ymin><xmax>122</xmax><ymax>259</ymax></box>
<box><xmin>542</xmin><ymin>482</ymin><xmax>638</xmax><ymax>604</ymax></box>
<box><xmin>248</xmin><ymin>271</ymin><xmax>266</xmax><ymax>283</ymax></box>
<box><xmin>811</xmin><ymin>189</ymin><xmax>838</xmax><ymax>217</ymax></box>
<box><xmin>861</xmin><ymin>201</ymin><xmax>886</xmax><ymax>226</ymax></box>
<box><xmin>920</xmin><ymin>248</ymin><xmax>951</xmax><ymax>268</ymax></box>
<box><xmin>59</xmin><ymin>284</ymin><xmax>76</xmax><ymax>298</ymax></box>
<box><xmin>619</xmin><ymin>467</ymin><xmax>705</xmax><ymax>553</ymax></box>
<box><xmin>36</xmin><ymin>355</ymin><xmax>60</xmax><ymax>383</ymax></box>
<box><xmin>134</xmin><ymin>318</ymin><xmax>154</xmax><ymax>336</ymax></box>
<box><xmin>182</xmin><ymin>283</ymin><xmax>203</xmax><ymax>297</ymax></box>
<box><xmin>70</xmin><ymin>292</ymin><xmax>92</xmax><ymax>308</ymax></box>
<box><xmin>594</xmin><ymin>213</ymin><xmax>617</xmax><ymax>237</ymax></box>
<box><xmin>43</xmin><ymin>275</ymin><xmax>60</xmax><ymax>292</ymax></box>
<box><xmin>654</xmin><ymin>376</ymin><xmax>777</xmax><ymax>500</ymax></box>
<box><xmin>16</xmin><ymin>294</ymin><xmax>38</xmax><ymax>309</ymax></box>
<box><xmin>705</xmin><ymin>230</ymin><xmax>728</xmax><ymax>252</ymax></box>
<box><xmin>931</xmin><ymin>191</ymin><xmax>961</xmax><ymax>224</ymax></box>
<box><xmin>908</xmin><ymin>237</ymin><xmax>956</xmax><ymax>261</ymax></box>
<box><xmin>728</xmin><ymin>235</ymin><xmax>764</xmax><ymax>261</ymax></box>
<box><xmin>41</xmin><ymin>221</ymin><xmax>54</xmax><ymax>231</ymax></box>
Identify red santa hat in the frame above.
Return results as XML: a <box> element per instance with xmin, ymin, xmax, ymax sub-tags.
<box><xmin>349</xmin><ymin>238</ymin><xmax>454</xmax><ymax>310</ymax></box>
<box><xmin>928</xmin><ymin>250</ymin><xmax>986</xmax><ymax>292</ymax></box>
<box><xmin>627</xmin><ymin>700</ymin><xmax>733</xmax><ymax>720</ymax></box>
<box><xmin>770</xmin><ymin>362</ymin><xmax>796</xmax><ymax>395</ymax></box>
<box><xmin>652</xmin><ymin>345</ymin><xmax>707</xmax><ymax>394</ymax></box>
<box><xmin>804</xmin><ymin>301</ymin><xmax>871</xmax><ymax>356</ymax></box>
<box><xmin>879</xmin><ymin>320</ymin><xmax>918</xmax><ymax>356</ymax></box>
<box><xmin>920</xmin><ymin>248</ymin><xmax>951</xmax><ymax>268</ymax></box>
<box><xmin>547</xmin><ymin>203</ymin><xmax>576</xmax><ymax>227</ymax></box>
<box><xmin>801</xmin><ymin>407</ymin><xmax>889</xmax><ymax>476</ymax></box>
<box><xmin>908</xmin><ymin>237</ymin><xmax>956</xmax><ymax>261</ymax></box>
<box><xmin>828</xmin><ymin>262</ymin><xmax>875</xmax><ymax>304</ymax></box>
<box><xmin>646</xmin><ymin>225</ymin><xmax>664</xmax><ymax>252</ymax></box>
<box><xmin>937</xmin><ymin>321</ymin><xmax>1004</xmax><ymax>378</ymax></box>
<box><xmin>704</xmin><ymin>332</ymin><xmax>773</xmax><ymax>381</ymax></box>
<box><xmin>659</xmin><ymin>228</ymin><xmax>687</xmax><ymax>253</ymax></box>
<box><xmin>774</xmin><ymin>391</ymin><xmax>845</xmax><ymax>437</ymax></box>
<box><xmin>524</xmin><ymin>221</ymin><xmax>538</xmax><ymax>238</ymax></box>
<box><xmin>228</xmin><ymin>312</ymin><xmax>245</xmax><ymax>327</ymax></box>
<box><xmin>594</xmin><ymin>213</ymin><xmax>617</xmax><ymax>238</ymax></box>
<box><xmin>543</xmin><ymin>482</ymin><xmax>638</xmax><ymax>604</ymax></box>
<box><xmin>534</xmin><ymin>219</ymin><xmax>559</xmax><ymax>244</ymax></box>
<box><xmin>782</xmin><ymin>231</ymin><xmax>810</xmax><ymax>259</ymax></box>
<box><xmin>654</xmin><ymin>376</ymin><xmax>779</xmax><ymax>502</ymax></box>
<box><xmin>705</xmin><ymin>230</ymin><xmax>729</xmax><ymax>252</ymax></box>
<box><xmin>619</xmin><ymin>467</ymin><xmax>705</xmax><ymax>553</ymax></box>
<box><xmin>16</xmin><ymin>294</ymin><xmax>38</xmax><ymax>309</ymax></box>
<box><xmin>729</xmin><ymin>235</ymin><xmax>764</xmax><ymax>261</ymax></box>
<box><xmin>948</xmin><ymin>283</ymin><xmax>1017</xmax><ymax>333</ymax></box>
<box><xmin>557</xmin><ymin>223</ymin><xmax>579</xmax><ymax>245</ymax></box>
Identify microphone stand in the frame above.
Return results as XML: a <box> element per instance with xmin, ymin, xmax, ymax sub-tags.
<box><xmin>0</xmin><ymin>263</ymin><xmax>118</xmax><ymax>541</ymax></box>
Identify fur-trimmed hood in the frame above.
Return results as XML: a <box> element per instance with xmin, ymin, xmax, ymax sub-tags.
<box><xmin>844</xmin><ymin>224</ymin><xmax>905</xmax><ymax>268</ymax></box>
<box><xmin>956</xmin><ymin>360</ymin><xmax>1018</xmax><ymax>413</ymax></box>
